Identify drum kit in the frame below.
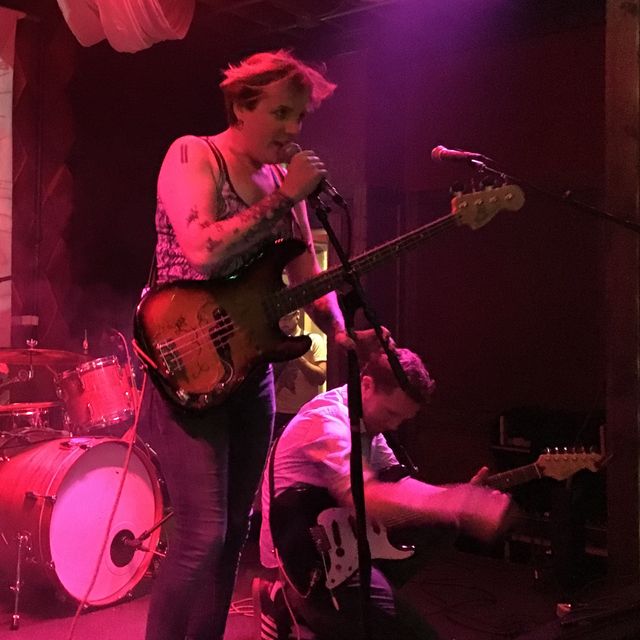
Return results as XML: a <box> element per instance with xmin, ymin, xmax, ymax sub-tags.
<box><xmin>0</xmin><ymin>345</ymin><xmax>167</xmax><ymax>630</ymax></box>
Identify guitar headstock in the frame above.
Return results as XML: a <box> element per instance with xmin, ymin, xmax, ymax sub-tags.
<box><xmin>452</xmin><ymin>184</ymin><xmax>525</xmax><ymax>230</ymax></box>
<box><xmin>535</xmin><ymin>449</ymin><xmax>602</xmax><ymax>481</ymax></box>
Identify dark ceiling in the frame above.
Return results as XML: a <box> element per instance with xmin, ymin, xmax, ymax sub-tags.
<box><xmin>1</xmin><ymin>0</ymin><xmax>398</xmax><ymax>52</ymax></box>
<box><xmin>196</xmin><ymin>0</ymin><xmax>396</xmax><ymax>36</ymax></box>
<box><xmin>3</xmin><ymin>0</ymin><xmax>605</xmax><ymax>59</ymax></box>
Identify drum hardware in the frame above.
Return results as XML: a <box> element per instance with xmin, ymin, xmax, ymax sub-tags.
<box><xmin>9</xmin><ymin>531</ymin><xmax>30</xmax><ymax>631</ymax></box>
<box><xmin>0</xmin><ymin>427</ymin><xmax>72</xmax><ymax>463</ymax></box>
<box><xmin>24</xmin><ymin>490</ymin><xmax>56</xmax><ymax>504</ymax></box>
<box><xmin>59</xmin><ymin>438</ymin><xmax>90</xmax><ymax>450</ymax></box>
<box><xmin>0</xmin><ymin>402</ymin><xmax>68</xmax><ymax>433</ymax></box>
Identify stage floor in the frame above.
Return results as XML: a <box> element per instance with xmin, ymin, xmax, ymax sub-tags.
<box><xmin>0</xmin><ymin>537</ymin><xmax>578</xmax><ymax>640</ymax></box>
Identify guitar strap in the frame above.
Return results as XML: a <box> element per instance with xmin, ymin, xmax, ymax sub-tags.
<box><xmin>145</xmin><ymin>254</ymin><xmax>157</xmax><ymax>291</ymax></box>
<box><xmin>383</xmin><ymin>432</ymin><xmax>419</xmax><ymax>478</ymax></box>
<box><xmin>201</xmin><ymin>137</ymin><xmax>230</xmax><ymax>196</ymax></box>
<box><xmin>202</xmin><ymin>137</ymin><xmax>302</xmax><ymax>243</ymax></box>
<box><xmin>267</xmin><ymin>430</ymin><xmax>282</xmax><ymax>529</ymax></box>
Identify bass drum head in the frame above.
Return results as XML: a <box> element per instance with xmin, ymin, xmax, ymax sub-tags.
<box><xmin>48</xmin><ymin>439</ymin><xmax>161</xmax><ymax>605</ymax></box>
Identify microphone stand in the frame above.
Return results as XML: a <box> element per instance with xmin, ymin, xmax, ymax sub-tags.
<box><xmin>467</xmin><ymin>159</ymin><xmax>640</xmax><ymax>235</ymax></box>
<box><xmin>309</xmin><ymin>194</ymin><xmax>415</xmax><ymax>640</ymax></box>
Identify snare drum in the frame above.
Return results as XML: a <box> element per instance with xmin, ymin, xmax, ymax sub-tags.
<box><xmin>0</xmin><ymin>437</ymin><xmax>162</xmax><ymax>605</ymax></box>
<box><xmin>56</xmin><ymin>356</ymin><xmax>135</xmax><ymax>433</ymax></box>
<box><xmin>0</xmin><ymin>402</ymin><xmax>66</xmax><ymax>432</ymax></box>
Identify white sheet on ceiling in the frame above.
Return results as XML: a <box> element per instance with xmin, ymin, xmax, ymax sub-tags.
<box><xmin>56</xmin><ymin>0</ymin><xmax>195</xmax><ymax>53</ymax></box>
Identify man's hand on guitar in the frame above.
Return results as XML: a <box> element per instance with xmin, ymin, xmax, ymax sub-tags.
<box><xmin>438</xmin><ymin>483</ymin><xmax>512</xmax><ymax>543</ymax></box>
<box><xmin>470</xmin><ymin>466</ymin><xmax>490</xmax><ymax>486</ymax></box>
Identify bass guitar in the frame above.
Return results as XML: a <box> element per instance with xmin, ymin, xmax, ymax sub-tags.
<box><xmin>133</xmin><ymin>185</ymin><xmax>524</xmax><ymax>410</ymax></box>
<box><xmin>271</xmin><ymin>450</ymin><xmax>601</xmax><ymax>593</ymax></box>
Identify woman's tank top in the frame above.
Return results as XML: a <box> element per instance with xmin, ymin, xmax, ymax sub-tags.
<box><xmin>155</xmin><ymin>137</ymin><xmax>300</xmax><ymax>284</ymax></box>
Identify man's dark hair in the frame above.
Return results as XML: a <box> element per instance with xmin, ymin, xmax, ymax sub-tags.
<box><xmin>360</xmin><ymin>348</ymin><xmax>435</xmax><ymax>405</ymax></box>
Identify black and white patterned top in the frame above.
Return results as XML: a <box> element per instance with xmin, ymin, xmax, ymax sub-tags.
<box><xmin>155</xmin><ymin>137</ymin><xmax>299</xmax><ymax>284</ymax></box>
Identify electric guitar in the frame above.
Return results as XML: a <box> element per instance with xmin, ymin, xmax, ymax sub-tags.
<box><xmin>271</xmin><ymin>450</ymin><xmax>602</xmax><ymax>593</ymax></box>
<box><xmin>133</xmin><ymin>185</ymin><xmax>525</xmax><ymax>410</ymax></box>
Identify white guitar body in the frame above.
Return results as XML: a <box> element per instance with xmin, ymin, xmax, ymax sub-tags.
<box><xmin>316</xmin><ymin>508</ymin><xmax>414</xmax><ymax>589</ymax></box>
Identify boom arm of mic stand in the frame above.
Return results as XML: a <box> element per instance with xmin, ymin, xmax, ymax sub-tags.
<box><xmin>474</xmin><ymin>162</ymin><xmax>640</xmax><ymax>234</ymax></box>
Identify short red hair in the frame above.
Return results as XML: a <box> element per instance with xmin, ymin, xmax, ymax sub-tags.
<box><xmin>219</xmin><ymin>49</ymin><xmax>336</xmax><ymax>125</ymax></box>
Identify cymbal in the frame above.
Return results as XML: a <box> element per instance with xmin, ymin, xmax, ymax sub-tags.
<box><xmin>0</xmin><ymin>348</ymin><xmax>89</xmax><ymax>368</ymax></box>
<box><xmin>0</xmin><ymin>401</ymin><xmax>63</xmax><ymax>413</ymax></box>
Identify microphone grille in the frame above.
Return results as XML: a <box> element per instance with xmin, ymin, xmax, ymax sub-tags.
<box><xmin>279</xmin><ymin>142</ymin><xmax>302</xmax><ymax>164</ymax></box>
<box><xmin>430</xmin><ymin>145</ymin><xmax>445</xmax><ymax>162</ymax></box>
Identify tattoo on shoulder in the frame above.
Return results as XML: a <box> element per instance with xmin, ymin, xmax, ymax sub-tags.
<box><xmin>186</xmin><ymin>206</ymin><xmax>199</xmax><ymax>226</ymax></box>
<box><xmin>180</xmin><ymin>143</ymin><xmax>189</xmax><ymax>164</ymax></box>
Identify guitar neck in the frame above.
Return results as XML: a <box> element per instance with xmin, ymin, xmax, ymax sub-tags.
<box><xmin>485</xmin><ymin>464</ymin><xmax>542</xmax><ymax>490</ymax></box>
<box><xmin>273</xmin><ymin>213</ymin><xmax>459</xmax><ymax>316</ymax></box>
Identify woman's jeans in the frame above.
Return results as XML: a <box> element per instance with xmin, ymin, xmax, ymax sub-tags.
<box><xmin>141</xmin><ymin>367</ymin><xmax>274</xmax><ymax>640</ymax></box>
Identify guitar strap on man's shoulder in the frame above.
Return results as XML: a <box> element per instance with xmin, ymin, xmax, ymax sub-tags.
<box><xmin>383</xmin><ymin>432</ymin><xmax>420</xmax><ymax>478</ymax></box>
<box><xmin>267</xmin><ymin>431</ymin><xmax>282</xmax><ymax>524</ymax></box>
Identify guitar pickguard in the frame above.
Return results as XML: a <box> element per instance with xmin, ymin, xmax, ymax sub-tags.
<box><xmin>270</xmin><ymin>486</ymin><xmax>414</xmax><ymax>594</ymax></box>
<box><xmin>316</xmin><ymin>508</ymin><xmax>414</xmax><ymax>589</ymax></box>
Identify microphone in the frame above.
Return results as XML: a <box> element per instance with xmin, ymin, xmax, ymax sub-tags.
<box><xmin>431</xmin><ymin>145</ymin><xmax>487</xmax><ymax>165</ymax></box>
<box><xmin>280</xmin><ymin>142</ymin><xmax>346</xmax><ymax>207</ymax></box>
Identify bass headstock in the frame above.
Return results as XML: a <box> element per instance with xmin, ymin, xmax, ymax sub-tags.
<box><xmin>452</xmin><ymin>184</ymin><xmax>525</xmax><ymax>230</ymax></box>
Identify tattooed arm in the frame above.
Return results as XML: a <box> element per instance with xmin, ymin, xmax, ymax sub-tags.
<box><xmin>158</xmin><ymin>135</ymin><xmax>326</xmax><ymax>275</ymax></box>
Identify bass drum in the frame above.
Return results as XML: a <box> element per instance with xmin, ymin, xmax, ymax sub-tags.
<box><xmin>0</xmin><ymin>437</ymin><xmax>162</xmax><ymax>606</ymax></box>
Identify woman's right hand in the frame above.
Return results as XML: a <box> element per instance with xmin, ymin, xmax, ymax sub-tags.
<box><xmin>280</xmin><ymin>149</ymin><xmax>327</xmax><ymax>202</ymax></box>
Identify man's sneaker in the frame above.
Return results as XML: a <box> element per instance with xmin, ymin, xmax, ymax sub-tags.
<box><xmin>252</xmin><ymin>576</ymin><xmax>291</xmax><ymax>640</ymax></box>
